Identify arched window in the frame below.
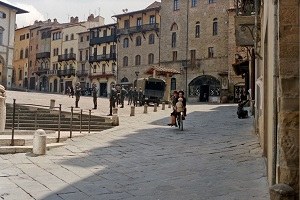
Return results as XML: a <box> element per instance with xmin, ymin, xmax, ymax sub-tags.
<box><xmin>70</xmin><ymin>48</ymin><xmax>74</xmax><ymax>54</ymax></box>
<box><xmin>136</xmin><ymin>36</ymin><xmax>142</xmax><ymax>46</ymax></box>
<box><xmin>65</xmin><ymin>34</ymin><xmax>69</xmax><ymax>41</ymax></box>
<box><xmin>70</xmin><ymin>34</ymin><xmax>74</xmax><ymax>40</ymax></box>
<box><xmin>213</xmin><ymin>18</ymin><xmax>218</xmax><ymax>36</ymax></box>
<box><xmin>171</xmin><ymin>32</ymin><xmax>176</xmax><ymax>48</ymax></box>
<box><xmin>149</xmin><ymin>34</ymin><xmax>155</xmax><ymax>44</ymax></box>
<box><xmin>135</xmin><ymin>55</ymin><xmax>141</xmax><ymax>66</ymax></box>
<box><xmin>20</xmin><ymin>49</ymin><xmax>24</xmax><ymax>59</ymax></box>
<box><xmin>171</xmin><ymin>78</ymin><xmax>176</xmax><ymax>90</ymax></box>
<box><xmin>25</xmin><ymin>48</ymin><xmax>29</xmax><ymax>58</ymax></box>
<box><xmin>170</xmin><ymin>23</ymin><xmax>178</xmax><ymax>31</ymax></box>
<box><xmin>123</xmin><ymin>56</ymin><xmax>128</xmax><ymax>67</ymax></box>
<box><xmin>195</xmin><ymin>21</ymin><xmax>200</xmax><ymax>38</ymax></box>
<box><xmin>123</xmin><ymin>38</ymin><xmax>129</xmax><ymax>48</ymax></box>
<box><xmin>121</xmin><ymin>77</ymin><xmax>129</xmax><ymax>83</ymax></box>
<box><xmin>148</xmin><ymin>53</ymin><xmax>154</xmax><ymax>64</ymax></box>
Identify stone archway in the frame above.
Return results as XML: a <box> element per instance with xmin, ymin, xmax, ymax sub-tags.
<box><xmin>188</xmin><ymin>75</ymin><xmax>221</xmax><ymax>102</ymax></box>
<box><xmin>0</xmin><ymin>55</ymin><xmax>5</xmax><ymax>86</ymax></box>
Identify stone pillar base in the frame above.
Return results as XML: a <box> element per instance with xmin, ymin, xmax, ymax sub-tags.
<box><xmin>270</xmin><ymin>184</ymin><xmax>295</xmax><ymax>200</ymax></box>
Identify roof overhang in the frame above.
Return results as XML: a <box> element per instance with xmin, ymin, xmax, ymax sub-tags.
<box><xmin>145</xmin><ymin>66</ymin><xmax>180</xmax><ymax>76</ymax></box>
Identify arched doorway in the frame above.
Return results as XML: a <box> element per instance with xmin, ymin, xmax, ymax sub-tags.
<box><xmin>189</xmin><ymin>75</ymin><xmax>221</xmax><ymax>102</ymax></box>
<box><xmin>39</xmin><ymin>75</ymin><xmax>48</xmax><ymax>92</ymax></box>
<box><xmin>53</xmin><ymin>79</ymin><xmax>58</xmax><ymax>92</ymax></box>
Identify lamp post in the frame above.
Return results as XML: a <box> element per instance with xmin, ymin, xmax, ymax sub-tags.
<box><xmin>135</xmin><ymin>71</ymin><xmax>139</xmax><ymax>87</ymax></box>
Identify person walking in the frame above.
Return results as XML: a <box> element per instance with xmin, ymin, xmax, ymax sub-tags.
<box><xmin>92</xmin><ymin>83</ymin><xmax>98</xmax><ymax>109</ymax></box>
<box><xmin>120</xmin><ymin>86</ymin><xmax>127</xmax><ymax>108</ymax></box>
<box><xmin>70</xmin><ymin>86</ymin><xmax>74</xmax><ymax>98</ymax></box>
<box><xmin>108</xmin><ymin>84</ymin><xmax>117</xmax><ymax>116</ymax></box>
<box><xmin>74</xmin><ymin>83</ymin><xmax>81</xmax><ymax>108</ymax></box>
<box><xmin>133</xmin><ymin>87</ymin><xmax>138</xmax><ymax>107</ymax></box>
<box><xmin>138</xmin><ymin>87</ymin><xmax>143</xmax><ymax>106</ymax></box>
<box><xmin>127</xmin><ymin>87</ymin><xmax>133</xmax><ymax>105</ymax></box>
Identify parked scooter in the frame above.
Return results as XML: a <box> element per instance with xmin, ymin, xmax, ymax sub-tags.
<box><xmin>237</xmin><ymin>100</ymin><xmax>249</xmax><ymax>119</ymax></box>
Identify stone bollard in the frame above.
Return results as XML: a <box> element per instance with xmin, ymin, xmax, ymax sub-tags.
<box><xmin>143</xmin><ymin>104</ymin><xmax>148</xmax><ymax>114</ymax></box>
<box><xmin>113</xmin><ymin>108</ymin><xmax>118</xmax><ymax>115</ymax></box>
<box><xmin>33</xmin><ymin>129</ymin><xmax>47</xmax><ymax>155</ymax></box>
<box><xmin>162</xmin><ymin>102</ymin><xmax>165</xmax><ymax>110</ymax></box>
<box><xmin>112</xmin><ymin>115</ymin><xmax>119</xmax><ymax>126</ymax></box>
<box><xmin>168</xmin><ymin>102</ymin><xmax>171</xmax><ymax>108</ymax></box>
<box><xmin>130</xmin><ymin>106</ymin><xmax>135</xmax><ymax>116</ymax></box>
<box><xmin>154</xmin><ymin>103</ymin><xmax>157</xmax><ymax>112</ymax></box>
<box><xmin>50</xmin><ymin>99</ymin><xmax>55</xmax><ymax>110</ymax></box>
<box><xmin>0</xmin><ymin>84</ymin><xmax>6</xmax><ymax>132</ymax></box>
<box><xmin>270</xmin><ymin>184</ymin><xmax>295</xmax><ymax>200</ymax></box>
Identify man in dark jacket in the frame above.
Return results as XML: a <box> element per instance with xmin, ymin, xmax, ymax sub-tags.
<box><xmin>133</xmin><ymin>87</ymin><xmax>138</xmax><ymax>107</ymax></box>
<box><xmin>108</xmin><ymin>84</ymin><xmax>117</xmax><ymax>116</ymax></box>
<box><xmin>138</xmin><ymin>87</ymin><xmax>143</xmax><ymax>106</ymax></box>
<box><xmin>127</xmin><ymin>87</ymin><xmax>133</xmax><ymax>105</ymax></box>
<box><xmin>75</xmin><ymin>83</ymin><xmax>81</xmax><ymax>108</ymax></box>
<box><xmin>120</xmin><ymin>86</ymin><xmax>127</xmax><ymax>108</ymax></box>
<box><xmin>92</xmin><ymin>83</ymin><xmax>98</xmax><ymax>109</ymax></box>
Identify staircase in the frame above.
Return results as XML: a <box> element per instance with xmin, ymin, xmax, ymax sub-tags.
<box><xmin>0</xmin><ymin>104</ymin><xmax>115</xmax><ymax>154</ymax></box>
<box><xmin>5</xmin><ymin>104</ymin><xmax>114</xmax><ymax>132</ymax></box>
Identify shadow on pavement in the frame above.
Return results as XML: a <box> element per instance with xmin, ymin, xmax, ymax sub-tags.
<box><xmin>41</xmin><ymin>105</ymin><xmax>268</xmax><ymax>200</ymax></box>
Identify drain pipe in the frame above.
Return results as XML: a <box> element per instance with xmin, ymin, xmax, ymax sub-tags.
<box><xmin>272</xmin><ymin>0</ymin><xmax>279</xmax><ymax>185</ymax></box>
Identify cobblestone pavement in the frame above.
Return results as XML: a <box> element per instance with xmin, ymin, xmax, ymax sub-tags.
<box><xmin>1</xmin><ymin>91</ymin><xmax>270</xmax><ymax>200</ymax></box>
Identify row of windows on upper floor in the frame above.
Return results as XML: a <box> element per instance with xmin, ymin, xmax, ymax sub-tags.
<box><xmin>122</xmin><ymin>53</ymin><xmax>155</xmax><ymax>67</ymax></box>
<box><xmin>122</xmin><ymin>15</ymin><xmax>156</xmax><ymax>29</ymax></box>
<box><xmin>174</xmin><ymin>0</ymin><xmax>216</xmax><ymax>10</ymax></box>
<box><xmin>122</xmin><ymin>34</ymin><xmax>156</xmax><ymax>48</ymax></box>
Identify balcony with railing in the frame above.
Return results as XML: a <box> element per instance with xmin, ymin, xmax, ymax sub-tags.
<box><xmin>57</xmin><ymin>69</ymin><xmax>76</xmax><ymax>77</ymax></box>
<box><xmin>36</xmin><ymin>52</ymin><xmax>50</xmax><ymax>59</ymax></box>
<box><xmin>36</xmin><ymin>67</ymin><xmax>49</xmax><ymax>76</ymax></box>
<box><xmin>76</xmin><ymin>70</ymin><xmax>89</xmax><ymax>77</ymax></box>
<box><xmin>89</xmin><ymin>71</ymin><xmax>116</xmax><ymax>79</ymax></box>
<box><xmin>234</xmin><ymin>0</ymin><xmax>261</xmax><ymax>46</ymax></box>
<box><xmin>47</xmin><ymin>70</ymin><xmax>58</xmax><ymax>76</ymax></box>
<box><xmin>117</xmin><ymin>23</ymin><xmax>159</xmax><ymax>35</ymax></box>
<box><xmin>90</xmin><ymin>35</ymin><xmax>116</xmax><ymax>46</ymax></box>
<box><xmin>89</xmin><ymin>53</ymin><xmax>117</xmax><ymax>63</ymax></box>
<box><xmin>58</xmin><ymin>53</ymin><xmax>76</xmax><ymax>62</ymax></box>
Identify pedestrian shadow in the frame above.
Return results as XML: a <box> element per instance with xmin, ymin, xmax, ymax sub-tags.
<box><xmin>40</xmin><ymin>105</ymin><xmax>267</xmax><ymax>200</ymax></box>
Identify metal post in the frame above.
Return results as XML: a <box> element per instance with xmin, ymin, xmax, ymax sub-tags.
<box><xmin>80</xmin><ymin>109</ymin><xmax>82</xmax><ymax>133</ymax></box>
<box><xmin>34</xmin><ymin>111</ymin><xmax>37</xmax><ymax>130</ymax></box>
<box><xmin>88</xmin><ymin>109</ymin><xmax>91</xmax><ymax>133</ymax></box>
<box><xmin>57</xmin><ymin>104</ymin><xmax>61</xmax><ymax>142</ymax></box>
<box><xmin>70</xmin><ymin>106</ymin><xmax>73</xmax><ymax>138</ymax></box>
<box><xmin>11</xmin><ymin>99</ymin><xmax>16</xmax><ymax>146</ymax></box>
<box><xmin>17</xmin><ymin>109</ymin><xmax>20</xmax><ymax>130</ymax></box>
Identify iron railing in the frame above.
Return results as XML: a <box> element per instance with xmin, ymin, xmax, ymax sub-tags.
<box><xmin>58</xmin><ymin>53</ymin><xmax>76</xmax><ymax>62</ymax></box>
<box><xmin>90</xmin><ymin>35</ymin><xmax>116</xmax><ymax>45</ymax></box>
<box><xmin>89</xmin><ymin>53</ymin><xmax>116</xmax><ymax>63</ymax></box>
<box><xmin>117</xmin><ymin>23</ymin><xmax>159</xmax><ymax>35</ymax></box>
<box><xmin>36</xmin><ymin>52</ymin><xmax>50</xmax><ymax>59</ymax></box>
<box><xmin>57</xmin><ymin>69</ymin><xmax>76</xmax><ymax>77</ymax></box>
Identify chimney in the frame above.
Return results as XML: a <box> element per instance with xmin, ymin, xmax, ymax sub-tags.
<box><xmin>70</xmin><ymin>16</ymin><xmax>74</xmax><ymax>23</ymax></box>
<box><xmin>88</xmin><ymin>14</ymin><xmax>95</xmax><ymax>21</ymax></box>
<box><xmin>47</xmin><ymin>19</ymin><xmax>51</xmax><ymax>23</ymax></box>
<box><xmin>53</xmin><ymin>18</ymin><xmax>57</xmax><ymax>23</ymax></box>
<box><xmin>75</xmin><ymin>16</ymin><xmax>79</xmax><ymax>23</ymax></box>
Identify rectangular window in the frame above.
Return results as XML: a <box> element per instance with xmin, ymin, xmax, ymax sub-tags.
<box><xmin>80</xmin><ymin>36</ymin><xmax>83</xmax><ymax>42</ymax></box>
<box><xmin>137</xmin><ymin>17</ymin><xmax>142</xmax><ymax>27</ymax></box>
<box><xmin>93</xmin><ymin>65</ymin><xmax>97</xmax><ymax>73</ymax></box>
<box><xmin>85</xmin><ymin>50</ymin><xmax>89</xmax><ymax>60</ymax></box>
<box><xmin>172</xmin><ymin>51</ymin><xmax>177</xmax><ymax>61</ymax></box>
<box><xmin>124</xmin><ymin>20</ymin><xmax>130</xmax><ymax>29</ymax></box>
<box><xmin>79</xmin><ymin>51</ymin><xmax>83</xmax><ymax>61</ymax></box>
<box><xmin>26</xmin><ymin>33</ymin><xmax>29</xmax><ymax>39</ymax></box>
<box><xmin>103</xmin><ymin>46</ymin><xmax>106</xmax><ymax>55</ymax></box>
<box><xmin>149</xmin><ymin>15</ymin><xmax>155</xmax><ymax>24</ymax></box>
<box><xmin>191</xmin><ymin>0</ymin><xmax>197</xmax><ymax>7</ymax></box>
<box><xmin>190</xmin><ymin>50</ymin><xmax>196</xmax><ymax>65</ymax></box>
<box><xmin>103</xmin><ymin>30</ymin><xmax>107</xmax><ymax>37</ymax></box>
<box><xmin>174</xmin><ymin>0</ymin><xmax>179</xmax><ymax>10</ymax></box>
<box><xmin>102</xmin><ymin>64</ymin><xmax>106</xmax><ymax>74</ymax></box>
<box><xmin>86</xmin><ymin>35</ymin><xmax>89</xmax><ymax>41</ymax></box>
<box><xmin>208</xmin><ymin>0</ymin><xmax>216</xmax><ymax>3</ymax></box>
<box><xmin>208</xmin><ymin>47</ymin><xmax>214</xmax><ymax>58</ymax></box>
<box><xmin>195</xmin><ymin>24</ymin><xmax>200</xmax><ymax>38</ymax></box>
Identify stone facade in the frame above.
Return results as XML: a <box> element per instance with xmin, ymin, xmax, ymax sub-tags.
<box><xmin>255</xmin><ymin>0</ymin><xmax>299</xmax><ymax>198</ymax></box>
<box><xmin>114</xmin><ymin>2</ymin><xmax>161</xmax><ymax>87</ymax></box>
<box><xmin>0</xmin><ymin>2</ymin><xmax>27</xmax><ymax>88</ymax></box>
<box><xmin>13</xmin><ymin>26</ymin><xmax>30</xmax><ymax>88</ymax></box>
<box><xmin>160</xmin><ymin>0</ymin><xmax>240</xmax><ymax>102</ymax></box>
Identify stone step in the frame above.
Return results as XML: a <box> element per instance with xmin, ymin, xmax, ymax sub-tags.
<box><xmin>0</xmin><ymin>130</ymin><xmax>55</xmax><ymax>135</ymax></box>
<box><xmin>0</xmin><ymin>143</ymin><xmax>66</xmax><ymax>154</ymax></box>
<box><xmin>5</xmin><ymin>114</ymin><xmax>107</xmax><ymax>121</ymax></box>
<box><xmin>3</xmin><ymin>127</ymin><xmax>112</xmax><ymax>132</ymax></box>
<box><xmin>0</xmin><ymin>136</ymin><xmax>68</xmax><ymax>146</ymax></box>
<box><xmin>5</xmin><ymin>119</ymin><xmax>110</xmax><ymax>125</ymax></box>
<box><xmin>5</xmin><ymin>124</ymin><xmax>113</xmax><ymax>129</ymax></box>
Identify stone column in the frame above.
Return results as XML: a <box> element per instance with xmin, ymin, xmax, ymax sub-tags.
<box><xmin>0</xmin><ymin>85</ymin><xmax>6</xmax><ymax>132</ymax></box>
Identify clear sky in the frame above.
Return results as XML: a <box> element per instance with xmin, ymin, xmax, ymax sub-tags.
<box><xmin>3</xmin><ymin>0</ymin><xmax>159</xmax><ymax>28</ymax></box>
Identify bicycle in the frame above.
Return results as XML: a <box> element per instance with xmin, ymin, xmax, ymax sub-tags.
<box><xmin>177</xmin><ymin>111</ymin><xmax>184</xmax><ymax>131</ymax></box>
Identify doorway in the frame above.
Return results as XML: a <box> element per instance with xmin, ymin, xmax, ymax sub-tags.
<box><xmin>100</xmin><ymin>83</ymin><xmax>107</xmax><ymax>97</ymax></box>
<box><xmin>199</xmin><ymin>85</ymin><xmax>209</xmax><ymax>102</ymax></box>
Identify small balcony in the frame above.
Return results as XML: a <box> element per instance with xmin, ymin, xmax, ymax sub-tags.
<box><xmin>36</xmin><ymin>67</ymin><xmax>49</xmax><ymax>76</ymax></box>
<box><xmin>90</xmin><ymin>35</ymin><xmax>116</xmax><ymax>46</ymax></box>
<box><xmin>89</xmin><ymin>53</ymin><xmax>117</xmax><ymax>63</ymax></box>
<box><xmin>58</xmin><ymin>53</ymin><xmax>76</xmax><ymax>62</ymax></box>
<box><xmin>57</xmin><ymin>69</ymin><xmax>76</xmax><ymax>77</ymax></box>
<box><xmin>76</xmin><ymin>70</ymin><xmax>89</xmax><ymax>77</ymax></box>
<box><xmin>117</xmin><ymin>23</ymin><xmax>159</xmax><ymax>35</ymax></box>
<box><xmin>47</xmin><ymin>70</ymin><xmax>58</xmax><ymax>76</ymax></box>
<box><xmin>89</xmin><ymin>71</ymin><xmax>116</xmax><ymax>79</ymax></box>
<box><xmin>36</xmin><ymin>52</ymin><xmax>50</xmax><ymax>59</ymax></box>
